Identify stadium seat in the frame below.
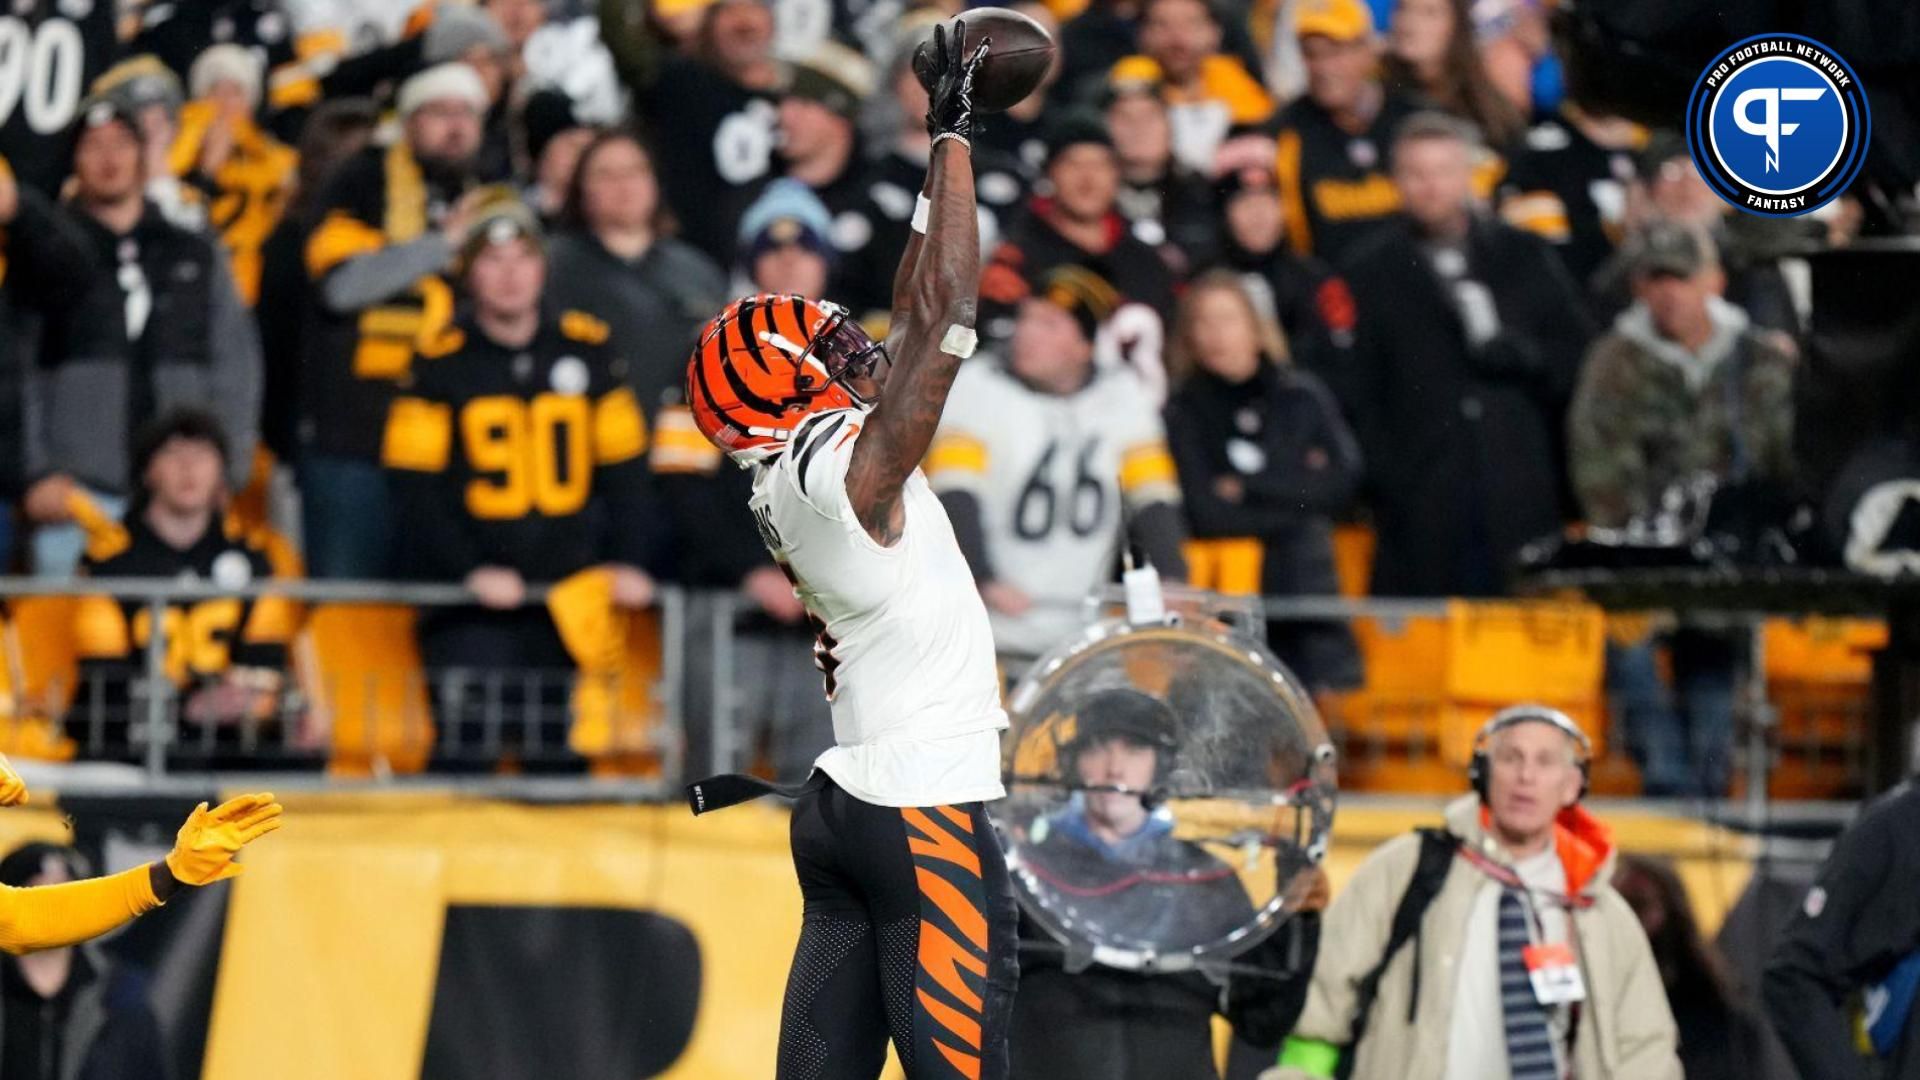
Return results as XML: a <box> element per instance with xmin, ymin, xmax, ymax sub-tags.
<box><xmin>0</xmin><ymin>607</ymin><xmax>78</xmax><ymax>761</ymax></box>
<box><xmin>297</xmin><ymin>604</ymin><xmax>433</xmax><ymax>776</ymax></box>
<box><xmin>3</xmin><ymin>598</ymin><xmax>82</xmax><ymax>723</ymax></box>
<box><xmin>1758</xmin><ymin>617</ymin><xmax>1882</xmax><ymax>799</ymax></box>
<box><xmin>1440</xmin><ymin>600</ymin><xmax>1607</xmax><ymax>763</ymax></box>
<box><xmin>583</xmin><ymin>608</ymin><xmax>672</xmax><ymax>779</ymax></box>
<box><xmin>1330</xmin><ymin>523</ymin><xmax>1375</xmax><ymax>598</ymax></box>
<box><xmin>1327</xmin><ymin>600</ymin><xmax>1608</xmax><ymax>794</ymax></box>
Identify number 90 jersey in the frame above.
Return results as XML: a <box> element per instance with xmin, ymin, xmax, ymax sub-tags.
<box><xmin>925</xmin><ymin>361</ymin><xmax>1181</xmax><ymax>658</ymax></box>
<box><xmin>750</xmin><ymin>410</ymin><xmax>1008</xmax><ymax>808</ymax></box>
<box><xmin>0</xmin><ymin>0</ymin><xmax>117</xmax><ymax>193</ymax></box>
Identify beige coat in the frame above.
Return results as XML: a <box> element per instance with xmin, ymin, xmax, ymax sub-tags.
<box><xmin>1270</xmin><ymin>796</ymin><xmax>1681</xmax><ymax>1080</ymax></box>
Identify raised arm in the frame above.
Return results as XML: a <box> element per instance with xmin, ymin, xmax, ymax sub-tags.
<box><xmin>843</xmin><ymin>20</ymin><xmax>989</xmax><ymax>545</ymax></box>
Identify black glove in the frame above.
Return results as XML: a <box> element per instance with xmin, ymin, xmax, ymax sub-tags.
<box><xmin>917</xmin><ymin>18</ymin><xmax>991</xmax><ymax>143</ymax></box>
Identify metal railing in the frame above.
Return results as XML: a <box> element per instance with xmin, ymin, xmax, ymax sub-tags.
<box><xmin>0</xmin><ymin>578</ymin><xmax>1884</xmax><ymax>808</ymax></box>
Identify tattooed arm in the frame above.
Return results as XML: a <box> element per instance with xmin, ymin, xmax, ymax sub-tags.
<box><xmin>845</xmin><ymin>21</ymin><xmax>988</xmax><ymax>545</ymax></box>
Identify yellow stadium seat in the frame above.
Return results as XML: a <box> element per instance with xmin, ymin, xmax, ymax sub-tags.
<box><xmin>1763</xmin><ymin>617</ymin><xmax>1885</xmax><ymax>685</ymax></box>
<box><xmin>1327</xmin><ymin>615</ymin><xmax>1450</xmax><ymax>790</ymax></box>
<box><xmin>5</xmin><ymin>597</ymin><xmax>81</xmax><ymax>721</ymax></box>
<box><xmin>0</xmin><ymin>609</ymin><xmax>77</xmax><ymax>761</ymax></box>
<box><xmin>1440</xmin><ymin>600</ymin><xmax>1607</xmax><ymax>764</ymax></box>
<box><xmin>1759</xmin><ymin>617</ymin><xmax>1880</xmax><ymax>799</ymax></box>
<box><xmin>1443</xmin><ymin>600</ymin><xmax>1606</xmax><ymax>703</ymax></box>
<box><xmin>586</xmin><ymin>608</ymin><xmax>671</xmax><ymax>778</ymax></box>
<box><xmin>1331</xmin><ymin>601</ymin><xmax>1608</xmax><ymax>792</ymax></box>
<box><xmin>1331</xmin><ymin>524</ymin><xmax>1374</xmax><ymax>599</ymax></box>
<box><xmin>1181</xmin><ymin>538</ymin><xmax>1264</xmax><ymax>597</ymax></box>
<box><xmin>297</xmin><ymin>605</ymin><xmax>433</xmax><ymax>777</ymax></box>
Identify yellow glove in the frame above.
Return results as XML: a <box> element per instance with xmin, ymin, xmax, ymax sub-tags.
<box><xmin>165</xmin><ymin>793</ymin><xmax>283</xmax><ymax>886</ymax></box>
<box><xmin>0</xmin><ymin>753</ymin><xmax>27</xmax><ymax>807</ymax></box>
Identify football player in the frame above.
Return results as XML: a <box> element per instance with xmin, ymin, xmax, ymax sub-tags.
<box><xmin>684</xmin><ymin>20</ymin><xmax>1018</xmax><ymax>1078</ymax></box>
<box><xmin>0</xmin><ymin>760</ymin><xmax>281</xmax><ymax>954</ymax></box>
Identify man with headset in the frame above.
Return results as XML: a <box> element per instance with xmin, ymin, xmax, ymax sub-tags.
<box><xmin>1013</xmin><ymin>688</ymin><xmax>1324</xmax><ymax>1078</ymax></box>
<box><xmin>1266</xmin><ymin>705</ymin><xmax>1680</xmax><ymax>1080</ymax></box>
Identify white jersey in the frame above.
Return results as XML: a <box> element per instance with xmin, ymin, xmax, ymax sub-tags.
<box><xmin>926</xmin><ymin>361</ymin><xmax>1182</xmax><ymax>658</ymax></box>
<box><xmin>751</xmin><ymin>409</ymin><xmax>1007</xmax><ymax>807</ymax></box>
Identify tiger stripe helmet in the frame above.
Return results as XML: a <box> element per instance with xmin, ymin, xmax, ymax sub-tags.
<box><xmin>687</xmin><ymin>293</ymin><xmax>888</xmax><ymax>465</ymax></box>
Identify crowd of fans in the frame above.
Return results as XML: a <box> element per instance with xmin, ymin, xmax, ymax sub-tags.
<box><xmin>0</xmin><ymin>0</ymin><xmax>1908</xmax><ymax>784</ymax></box>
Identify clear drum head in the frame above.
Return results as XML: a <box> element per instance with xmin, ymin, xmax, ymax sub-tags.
<box><xmin>998</xmin><ymin>614</ymin><xmax>1337</xmax><ymax>972</ymax></box>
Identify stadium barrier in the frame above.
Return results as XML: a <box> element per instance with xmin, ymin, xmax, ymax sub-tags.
<box><xmin>0</xmin><ymin>578</ymin><xmax>1880</xmax><ymax>800</ymax></box>
<box><xmin>0</xmin><ymin>578</ymin><xmax>1870</xmax><ymax>1076</ymax></box>
<box><xmin>1</xmin><ymin>786</ymin><xmax>1827</xmax><ymax>1080</ymax></box>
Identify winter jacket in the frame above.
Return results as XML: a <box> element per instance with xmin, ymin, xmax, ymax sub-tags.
<box><xmin>1164</xmin><ymin>363</ymin><xmax>1363</xmax><ymax>690</ymax></box>
<box><xmin>1765</xmin><ymin>780</ymin><xmax>1920</xmax><ymax>1080</ymax></box>
<box><xmin>544</xmin><ymin>230</ymin><xmax>727</xmax><ymax>421</ymax></box>
<box><xmin>1339</xmin><ymin>216</ymin><xmax>1593</xmax><ymax>596</ymax></box>
<box><xmin>1271</xmin><ymin>796</ymin><xmax>1681</xmax><ymax>1080</ymax></box>
<box><xmin>0</xmin><ymin>945</ymin><xmax>171</xmax><ymax>1080</ymax></box>
<box><xmin>1568</xmin><ymin>296</ymin><xmax>1797</xmax><ymax>529</ymax></box>
<box><xmin>30</xmin><ymin>202</ymin><xmax>261</xmax><ymax>494</ymax></box>
<box><xmin>0</xmin><ymin>180</ymin><xmax>99</xmax><ymax>498</ymax></box>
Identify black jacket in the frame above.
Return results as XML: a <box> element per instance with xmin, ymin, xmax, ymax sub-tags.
<box><xmin>1269</xmin><ymin>93</ymin><xmax>1420</xmax><ymax>266</ymax></box>
<box><xmin>982</xmin><ymin>201</ymin><xmax>1179</xmax><ymax>372</ymax></box>
<box><xmin>1164</xmin><ymin>363</ymin><xmax>1363</xmax><ymax>690</ymax></box>
<box><xmin>1765</xmin><ymin>780</ymin><xmax>1920</xmax><ymax>1080</ymax></box>
<box><xmin>1339</xmin><ymin>215</ymin><xmax>1592</xmax><ymax>596</ymax></box>
<box><xmin>828</xmin><ymin>147</ymin><xmax>1030</xmax><ymax>323</ymax></box>
<box><xmin>0</xmin><ymin>946</ymin><xmax>171</xmax><ymax>1080</ymax></box>
<box><xmin>1010</xmin><ymin>819</ymin><xmax>1318</xmax><ymax>1079</ymax></box>
<box><xmin>0</xmin><ymin>185</ymin><xmax>98</xmax><ymax>497</ymax></box>
<box><xmin>36</xmin><ymin>202</ymin><xmax>260</xmax><ymax>494</ymax></box>
<box><xmin>544</xmin><ymin>230</ymin><xmax>727</xmax><ymax>419</ymax></box>
<box><xmin>1202</xmin><ymin>245</ymin><xmax>1359</xmax><ymax>414</ymax></box>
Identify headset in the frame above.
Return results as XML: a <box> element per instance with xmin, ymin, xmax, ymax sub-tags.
<box><xmin>1059</xmin><ymin>688</ymin><xmax>1180</xmax><ymax>801</ymax></box>
<box><xmin>1467</xmin><ymin>703</ymin><xmax>1593</xmax><ymax>804</ymax></box>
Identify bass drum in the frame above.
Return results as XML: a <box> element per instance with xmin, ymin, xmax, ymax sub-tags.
<box><xmin>999</xmin><ymin>614</ymin><xmax>1337</xmax><ymax>972</ymax></box>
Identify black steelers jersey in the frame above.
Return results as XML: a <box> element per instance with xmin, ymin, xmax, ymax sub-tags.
<box><xmin>381</xmin><ymin>309</ymin><xmax>663</xmax><ymax>583</ymax></box>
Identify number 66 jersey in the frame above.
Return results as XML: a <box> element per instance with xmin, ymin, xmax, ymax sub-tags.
<box><xmin>924</xmin><ymin>360</ymin><xmax>1182</xmax><ymax>658</ymax></box>
<box><xmin>750</xmin><ymin>409</ymin><xmax>1008</xmax><ymax>808</ymax></box>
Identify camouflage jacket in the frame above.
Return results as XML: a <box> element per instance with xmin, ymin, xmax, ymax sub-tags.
<box><xmin>1569</xmin><ymin>296</ymin><xmax>1797</xmax><ymax>528</ymax></box>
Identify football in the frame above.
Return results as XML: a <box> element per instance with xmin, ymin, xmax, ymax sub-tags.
<box><xmin>911</xmin><ymin>7</ymin><xmax>1056</xmax><ymax>114</ymax></box>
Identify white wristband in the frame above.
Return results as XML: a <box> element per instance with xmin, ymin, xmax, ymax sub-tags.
<box><xmin>939</xmin><ymin>324</ymin><xmax>978</xmax><ymax>358</ymax></box>
<box><xmin>932</xmin><ymin>131</ymin><xmax>971</xmax><ymax>152</ymax></box>
<box><xmin>910</xmin><ymin>193</ymin><xmax>930</xmax><ymax>235</ymax></box>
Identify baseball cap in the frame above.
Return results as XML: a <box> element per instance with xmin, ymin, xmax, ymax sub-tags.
<box><xmin>1034</xmin><ymin>265</ymin><xmax>1121</xmax><ymax>345</ymax></box>
<box><xmin>1069</xmin><ymin>689</ymin><xmax>1180</xmax><ymax>755</ymax></box>
<box><xmin>72</xmin><ymin>94</ymin><xmax>142</xmax><ymax>142</ymax></box>
<box><xmin>91</xmin><ymin>54</ymin><xmax>185</xmax><ymax>117</ymax></box>
<box><xmin>784</xmin><ymin>42</ymin><xmax>876</xmax><ymax>122</ymax></box>
<box><xmin>1626</xmin><ymin>221</ymin><xmax>1715</xmax><ymax>279</ymax></box>
<box><xmin>1295</xmin><ymin>0</ymin><xmax>1374</xmax><ymax>42</ymax></box>
<box><xmin>458</xmin><ymin>187</ymin><xmax>547</xmax><ymax>269</ymax></box>
<box><xmin>1104</xmin><ymin>56</ymin><xmax>1166</xmax><ymax>105</ymax></box>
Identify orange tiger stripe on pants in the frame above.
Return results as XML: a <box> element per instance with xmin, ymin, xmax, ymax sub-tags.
<box><xmin>779</xmin><ymin>777</ymin><xmax>1017</xmax><ymax>1079</ymax></box>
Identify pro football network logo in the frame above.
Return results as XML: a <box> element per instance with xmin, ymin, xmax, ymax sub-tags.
<box><xmin>1686</xmin><ymin>34</ymin><xmax>1870</xmax><ymax>217</ymax></box>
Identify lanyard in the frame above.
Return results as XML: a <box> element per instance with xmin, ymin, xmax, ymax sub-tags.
<box><xmin>1457</xmin><ymin>842</ymin><xmax>1592</xmax><ymax>1078</ymax></box>
<box><xmin>1456</xmin><ymin>843</ymin><xmax>1596</xmax><ymax>912</ymax></box>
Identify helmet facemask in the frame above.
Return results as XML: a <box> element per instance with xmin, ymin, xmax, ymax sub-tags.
<box><xmin>785</xmin><ymin>302</ymin><xmax>891</xmax><ymax>408</ymax></box>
